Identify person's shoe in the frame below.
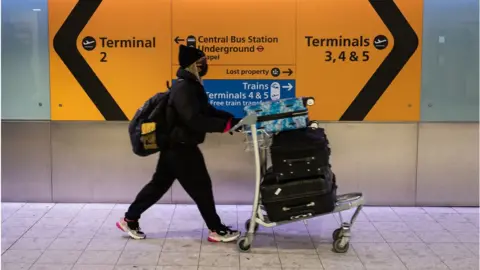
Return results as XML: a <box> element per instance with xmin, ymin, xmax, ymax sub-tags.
<box><xmin>208</xmin><ymin>225</ymin><xmax>240</xmax><ymax>243</ymax></box>
<box><xmin>116</xmin><ymin>218</ymin><xmax>146</xmax><ymax>240</ymax></box>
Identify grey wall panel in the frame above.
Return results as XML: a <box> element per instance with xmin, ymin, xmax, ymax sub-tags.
<box><xmin>50</xmin><ymin>122</ymin><xmax>171</xmax><ymax>203</ymax></box>
<box><xmin>1</xmin><ymin>121</ymin><xmax>52</xmax><ymax>202</ymax></box>
<box><xmin>416</xmin><ymin>123</ymin><xmax>479</xmax><ymax>206</ymax></box>
<box><xmin>3</xmin><ymin>122</ymin><xmax>478</xmax><ymax>206</ymax></box>
<box><xmin>171</xmin><ymin>133</ymin><xmax>256</xmax><ymax>204</ymax></box>
<box><xmin>325</xmin><ymin>123</ymin><xmax>418</xmax><ymax>206</ymax></box>
<box><xmin>173</xmin><ymin>123</ymin><xmax>419</xmax><ymax>206</ymax></box>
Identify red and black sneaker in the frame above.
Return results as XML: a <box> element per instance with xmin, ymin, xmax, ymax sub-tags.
<box><xmin>116</xmin><ymin>218</ymin><xmax>146</xmax><ymax>240</ymax></box>
<box><xmin>208</xmin><ymin>224</ymin><xmax>240</xmax><ymax>243</ymax></box>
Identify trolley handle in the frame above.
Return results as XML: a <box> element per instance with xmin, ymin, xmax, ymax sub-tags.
<box><xmin>228</xmin><ymin>114</ymin><xmax>258</xmax><ymax>133</ymax></box>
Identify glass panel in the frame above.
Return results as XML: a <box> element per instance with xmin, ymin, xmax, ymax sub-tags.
<box><xmin>420</xmin><ymin>0</ymin><xmax>479</xmax><ymax>121</ymax></box>
<box><xmin>1</xmin><ymin>0</ymin><xmax>51</xmax><ymax>120</ymax></box>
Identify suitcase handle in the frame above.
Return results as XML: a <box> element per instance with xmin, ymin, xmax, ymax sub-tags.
<box><xmin>290</xmin><ymin>212</ymin><xmax>314</xmax><ymax>220</ymax></box>
<box><xmin>283</xmin><ymin>156</ymin><xmax>315</xmax><ymax>164</ymax></box>
<box><xmin>302</xmin><ymin>97</ymin><xmax>315</xmax><ymax>106</ymax></box>
<box><xmin>282</xmin><ymin>201</ymin><xmax>315</xmax><ymax>212</ymax></box>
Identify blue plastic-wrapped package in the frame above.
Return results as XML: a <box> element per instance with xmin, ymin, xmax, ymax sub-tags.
<box><xmin>243</xmin><ymin>97</ymin><xmax>314</xmax><ymax>133</ymax></box>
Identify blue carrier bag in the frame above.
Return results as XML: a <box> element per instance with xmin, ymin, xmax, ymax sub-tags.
<box><xmin>244</xmin><ymin>97</ymin><xmax>314</xmax><ymax>133</ymax></box>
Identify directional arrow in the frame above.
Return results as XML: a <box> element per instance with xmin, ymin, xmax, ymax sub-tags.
<box><xmin>282</xmin><ymin>68</ymin><xmax>293</xmax><ymax>76</ymax></box>
<box><xmin>174</xmin><ymin>36</ymin><xmax>185</xmax><ymax>44</ymax></box>
<box><xmin>339</xmin><ymin>0</ymin><xmax>418</xmax><ymax>121</ymax></box>
<box><xmin>282</xmin><ymin>83</ymin><xmax>293</xmax><ymax>91</ymax></box>
<box><xmin>53</xmin><ymin>0</ymin><xmax>127</xmax><ymax>121</ymax></box>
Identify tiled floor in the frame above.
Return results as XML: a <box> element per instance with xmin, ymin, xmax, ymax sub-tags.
<box><xmin>1</xmin><ymin>203</ymin><xmax>479</xmax><ymax>270</ymax></box>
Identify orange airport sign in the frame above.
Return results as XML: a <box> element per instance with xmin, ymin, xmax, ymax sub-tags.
<box><xmin>49</xmin><ymin>0</ymin><xmax>171</xmax><ymax>120</ymax></box>
<box><xmin>296</xmin><ymin>0</ymin><xmax>423</xmax><ymax>121</ymax></box>
<box><xmin>171</xmin><ymin>0</ymin><xmax>296</xmax><ymax>66</ymax></box>
<box><xmin>49</xmin><ymin>0</ymin><xmax>422</xmax><ymax>121</ymax></box>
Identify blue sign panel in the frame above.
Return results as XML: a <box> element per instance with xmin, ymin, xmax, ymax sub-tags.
<box><xmin>203</xmin><ymin>79</ymin><xmax>296</xmax><ymax>117</ymax></box>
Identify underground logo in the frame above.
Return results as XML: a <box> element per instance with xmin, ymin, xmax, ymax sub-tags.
<box><xmin>82</xmin><ymin>36</ymin><xmax>96</xmax><ymax>51</ymax></box>
<box><xmin>373</xmin><ymin>35</ymin><xmax>388</xmax><ymax>50</ymax></box>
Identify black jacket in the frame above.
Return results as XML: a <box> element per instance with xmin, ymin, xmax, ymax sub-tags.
<box><xmin>168</xmin><ymin>68</ymin><xmax>233</xmax><ymax>145</ymax></box>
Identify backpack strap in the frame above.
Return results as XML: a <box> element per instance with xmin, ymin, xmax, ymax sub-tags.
<box><xmin>166</xmin><ymin>79</ymin><xmax>184</xmax><ymax>90</ymax></box>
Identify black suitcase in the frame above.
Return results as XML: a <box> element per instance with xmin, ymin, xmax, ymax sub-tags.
<box><xmin>261</xmin><ymin>167</ymin><xmax>337</xmax><ymax>222</ymax></box>
<box><xmin>270</xmin><ymin>127</ymin><xmax>331</xmax><ymax>182</ymax></box>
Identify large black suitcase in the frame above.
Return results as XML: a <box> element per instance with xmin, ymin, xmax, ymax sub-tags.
<box><xmin>270</xmin><ymin>127</ymin><xmax>331</xmax><ymax>182</ymax></box>
<box><xmin>261</xmin><ymin>167</ymin><xmax>337</xmax><ymax>222</ymax></box>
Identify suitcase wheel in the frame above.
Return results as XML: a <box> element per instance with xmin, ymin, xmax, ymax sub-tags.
<box><xmin>332</xmin><ymin>238</ymin><xmax>350</xmax><ymax>253</ymax></box>
<box><xmin>237</xmin><ymin>236</ymin><xmax>251</xmax><ymax>252</ymax></box>
<box><xmin>245</xmin><ymin>219</ymin><xmax>259</xmax><ymax>233</ymax></box>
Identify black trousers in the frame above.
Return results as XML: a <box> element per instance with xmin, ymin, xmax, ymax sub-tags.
<box><xmin>125</xmin><ymin>144</ymin><xmax>222</xmax><ymax>230</ymax></box>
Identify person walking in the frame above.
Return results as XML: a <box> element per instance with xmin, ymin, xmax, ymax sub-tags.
<box><xmin>116</xmin><ymin>45</ymin><xmax>241</xmax><ymax>243</ymax></box>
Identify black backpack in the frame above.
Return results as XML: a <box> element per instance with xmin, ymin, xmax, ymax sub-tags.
<box><xmin>128</xmin><ymin>81</ymin><xmax>175</xmax><ymax>157</ymax></box>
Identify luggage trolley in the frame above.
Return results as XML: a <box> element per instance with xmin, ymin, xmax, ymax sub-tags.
<box><xmin>230</xmin><ymin>114</ymin><xmax>365</xmax><ymax>253</ymax></box>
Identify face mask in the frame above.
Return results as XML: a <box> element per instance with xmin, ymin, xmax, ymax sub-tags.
<box><xmin>197</xmin><ymin>59</ymin><xmax>208</xmax><ymax>77</ymax></box>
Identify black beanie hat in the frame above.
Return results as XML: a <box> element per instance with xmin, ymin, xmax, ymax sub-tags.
<box><xmin>179</xmin><ymin>45</ymin><xmax>204</xmax><ymax>68</ymax></box>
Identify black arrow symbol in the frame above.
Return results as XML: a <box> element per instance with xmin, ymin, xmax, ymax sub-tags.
<box><xmin>174</xmin><ymin>36</ymin><xmax>185</xmax><ymax>44</ymax></box>
<box><xmin>53</xmin><ymin>0</ymin><xmax>127</xmax><ymax>121</ymax></box>
<box><xmin>339</xmin><ymin>0</ymin><xmax>418</xmax><ymax>121</ymax></box>
<box><xmin>282</xmin><ymin>68</ymin><xmax>293</xmax><ymax>76</ymax></box>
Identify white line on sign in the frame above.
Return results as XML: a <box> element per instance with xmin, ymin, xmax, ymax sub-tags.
<box><xmin>282</xmin><ymin>83</ymin><xmax>293</xmax><ymax>91</ymax></box>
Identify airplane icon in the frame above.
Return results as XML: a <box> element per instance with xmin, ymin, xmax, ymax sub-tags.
<box><xmin>374</xmin><ymin>39</ymin><xmax>387</xmax><ymax>44</ymax></box>
<box><xmin>82</xmin><ymin>36</ymin><xmax>97</xmax><ymax>51</ymax></box>
<box><xmin>373</xmin><ymin>35</ymin><xmax>388</xmax><ymax>50</ymax></box>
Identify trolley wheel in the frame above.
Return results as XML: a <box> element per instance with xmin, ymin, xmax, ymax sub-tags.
<box><xmin>237</xmin><ymin>237</ymin><xmax>251</xmax><ymax>252</ymax></box>
<box><xmin>306</xmin><ymin>98</ymin><xmax>315</xmax><ymax>106</ymax></box>
<box><xmin>332</xmin><ymin>228</ymin><xmax>343</xmax><ymax>240</ymax></box>
<box><xmin>245</xmin><ymin>219</ymin><xmax>259</xmax><ymax>232</ymax></box>
<box><xmin>332</xmin><ymin>238</ymin><xmax>350</xmax><ymax>253</ymax></box>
